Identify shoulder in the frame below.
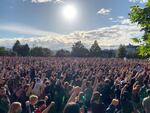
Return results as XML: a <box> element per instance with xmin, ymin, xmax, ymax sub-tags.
<box><xmin>143</xmin><ymin>97</ymin><xmax>150</xmax><ymax>105</ymax></box>
<box><xmin>143</xmin><ymin>97</ymin><xmax>150</xmax><ymax>102</ymax></box>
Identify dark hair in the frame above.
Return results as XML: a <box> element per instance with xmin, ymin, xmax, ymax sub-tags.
<box><xmin>36</xmin><ymin>100</ymin><xmax>46</xmax><ymax>108</ymax></box>
<box><xmin>91</xmin><ymin>91</ymin><xmax>101</xmax><ymax>103</ymax></box>
<box><xmin>121</xmin><ymin>91</ymin><xmax>129</xmax><ymax>101</ymax></box>
<box><xmin>63</xmin><ymin>102</ymin><xmax>80</xmax><ymax>113</ymax></box>
<box><xmin>143</xmin><ymin>80</ymin><xmax>148</xmax><ymax>85</ymax></box>
<box><xmin>23</xmin><ymin>84</ymin><xmax>30</xmax><ymax>89</ymax></box>
<box><xmin>86</xmin><ymin>81</ymin><xmax>91</xmax><ymax>87</ymax></box>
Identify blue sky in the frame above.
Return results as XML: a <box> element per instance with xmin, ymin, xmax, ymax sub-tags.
<box><xmin>0</xmin><ymin>0</ymin><xmax>147</xmax><ymax>49</ymax></box>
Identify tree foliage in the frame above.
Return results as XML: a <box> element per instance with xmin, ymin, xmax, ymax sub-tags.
<box><xmin>18</xmin><ymin>44</ymin><xmax>30</xmax><ymax>56</ymax></box>
<box><xmin>30</xmin><ymin>47</ymin><xmax>52</xmax><ymax>57</ymax></box>
<box><xmin>101</xmin><ymin>49</ymin><xmax>116</xmax><ymax>58</ymax></box>
<box><xmin>12</xmin><ymin>40</ymin><xmax>30</xmax><ymax>56</ymax></box>
<box><xmin>56</xmin><ymin>49</ymin><xmax>71</xmax><ymax>57</ymax></box>
<box><xmin>90</xmin><ymin>40</ymin><xmax>101</xmax><ymax>57</ymax></box>
<box><xmin>71</xmin><ymin>41</ymin><xmax>89</xmax><ymax>57</ymax></box>
<box><xmin>0</xmin><ymin>47</ymin><xmax>16</xmax><ymax>56</ymax></box>
<box><xmin>12</xmin><ymin>40</ymin><xmax>20</xmax><ymax>53</ymax></box>
<box><xmin>116</xmin><ymin>45</ymin><xmax>126</xmax><ymax>58</ymax></box>
<box><xmin>0</xmin><ymin>40</ymin><xmax>141</xmax><ymax>58</ymax></box>
<box><xmin>0</xmin><ymin>47</ymin><xmax>8</xmax><ymax>56</ymax></box>
<box><xmin>129</xmin><ymin>0</ymin><xmax>150</xmax><ymax>56</ymax></box>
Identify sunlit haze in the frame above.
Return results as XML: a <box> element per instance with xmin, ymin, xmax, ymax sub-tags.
<box><xmin>0</xmin><ymin>0</ymin><xmax>146</xmax><ymax>49</ymax></box>
<box><xmin>62</xmin><ymin>4</ymin><xmax>78</xmax><ymax>22</ymax></box>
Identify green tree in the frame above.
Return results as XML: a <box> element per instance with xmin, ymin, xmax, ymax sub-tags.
<box><xmin>0</xmin><ymin>47</ymin><xmax>7</xmax><ymax>56</ymax></box>
<box><xmin>30</xmin><ymin>47</ymin><xmax>52</xmax><ymax>57</ymax></box>
<box><xmin>19</xmin><ymin>44</ymin><xmax>30</xmax><ymax>56</ymax></box>
<box><xmin>56</xmin><ymin>49</ymin><xmax>71</xmax><ymax>57</ymax></box>
<box><xmin>42</xmin><ymin>48</ymin><xmax>52</xmax><ymax>56</ymax></box>
<box><xmin>129</xmin><ymin>0</ymin><xmax>150</xmax><ymax>56</ymax></box>
<box><xmin>90</xmin><ymin>40</ymin><xmax>101</xmax><ymax>57</ymax></box>
<box><xmin>116</xmin><ymin>45</ymin><xmax>126</xmax><ymax>58</ymax></box>
<box><xmin>101</xmin><ymin>49</ymin><xmax>116</xmax><ymax>58</ymax></box>
<box><xmin>12</xmin><ymin>40</ymin><xmax>20</xmax><ymax>54</ymax></box>
<box><xmin>12</xmin><ymin>40</ymin><xmax>30</xmax><ymax>56</ymax></box>
<box><xmin>0</xmin><ymin>47</ymin><xmax>16</xmax><ymax>56</ymax></box>
<box><xmin>30</xmin><ymin>47</ymin><xmax>42</xmax><ymax>56</ymax></box>
<box><xmin>71</xmin><ymin>41</ymin><xmax>89</xmax><ymax>57</ymax></box>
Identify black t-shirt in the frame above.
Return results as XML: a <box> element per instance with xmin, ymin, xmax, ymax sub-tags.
<box><xmin>121</xmin><ymin>100</ymin><xmax>134</xmax><ymax>113</ymax></box>
<box><xmin>91</xmin><ymin>102</ymin><xmax>106</xmax><ymax>113</ymax></box>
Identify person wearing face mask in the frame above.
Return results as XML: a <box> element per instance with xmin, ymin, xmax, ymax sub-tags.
<box><xmin>8</xmin><ymin>102</ymin><xmax>22</xmax><ymax>113</ymax></box>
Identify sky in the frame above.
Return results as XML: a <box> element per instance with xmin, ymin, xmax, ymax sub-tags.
<box><xmin>0</xmin><ymin>0</ymin><xmax>147</xmax><ymax>50</ymax></box>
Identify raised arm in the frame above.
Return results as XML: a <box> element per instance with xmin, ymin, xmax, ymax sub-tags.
<box><xmin>67</xmin><ymin>86</ymin><xmax>81</xmax><ymax>104</ymax></box>
<box><xmin>42</xmin><ymin>101</ymin><xmax>55</xmax><ymax>113</ymax></box>
<box><xmin>92</xmin><ymin>76</ymin><xmax>98</xmax><ymax>92</ymax></box>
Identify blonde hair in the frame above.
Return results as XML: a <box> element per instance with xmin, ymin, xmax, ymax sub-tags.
<box><xmin>29</xmin><ymin>95</ymin><xmax>38</xmax><ymax>101</ymax></box>
<box><xmin>8</xmin><ymin>102</ymin><xmax>22</xmax><ymax>113</ymax></box>
<box><xmin>29</xmin><ymin>95</ymin><xmax>38</xmax><ymax>105</ymax></box>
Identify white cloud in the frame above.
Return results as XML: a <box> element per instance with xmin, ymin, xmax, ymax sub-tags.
<box><xmin>97</xmin><ymin>8</ymin><xmax>112</xmax><ymax>15</ymax></box>
<box><xmin>108</xmin><ymin>18</ymin><xmax>113</xmax><ymax>21</ymax></box>
<box><xmin>31</xmin><ymin>0</ymin><xmax>64</xmax><ymax>4</ymax></box>
<box><xmin>32</xmin><ymin>0</ymin><xmax>52</xmax><ymax>3</ymax></box>
<box><xmin>0</xmin><ymin>23</ymin><xmax>58</xmax><ymax>36</ymax></box>
<box><xmin>118</xmin><ymin>16</ymin><xmax>124</xmax><ymax>19</ymax></box>
<box><xmin>120</xmin><ymin>19</ymin><xmax>131</xmax><ymax>25</ymax></box>
<box><xmin>109</xmin><ymin>16</ymin><xmax>133</xmax><ymax>25</ymax></box>
<box><xmin>0</xmin><ymin>23</ymin><xmax>143</xmax><ymax>50</ymax></box>
<box><xmin>129</xmin><ymin>0</ymin><xmax>148</xmax><ymax>3</ymax></box>
<box><xmin>54</xmin><ymin>0</ymin><xmax>64</xmax><ymax>4</ymax></box>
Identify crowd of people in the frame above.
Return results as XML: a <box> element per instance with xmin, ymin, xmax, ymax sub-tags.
<box><xmin>0</xmin><ymin>57</ymin><xmax>150</xmax><ymax>113</ymax></box>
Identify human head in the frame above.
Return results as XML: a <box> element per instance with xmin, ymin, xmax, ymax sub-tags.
<box><xmin>23</xmin><ymin>84</ymin><xmax>30</xmax><ymax>91</ymax></box>
<box><xmin>63</xmin><ymin>102</ymin><xmax>80</xmax><ymax>113</ymax></box>
<box><xmin>0</xmin><ymin>78</ymin><xmax>5</xmax><ymax>86</ymax></box>
<box><xmin>91</xmin><ymin>91</ymin><xmax>101</xmax><ymax>103</ymax></box>
<box><xmin>8</xmin><ymin>102</ymin><xmax>22</xmax><ymax>113</ymax></box>
<box><xmin>86</xmin><ymin>81</ymin><xmax>91</xmax><ymax>87</ymax></box>
<box><xmin>78</xmin><ymin>92</ymin><xmax>84</xmax><ymax>101</ymax></box>
<box><xmin>64</xmin><ymin>82</ymin><xmax>69</xmax><ymax>88</ymax></box>
<box><xmin>36</xmin><ymin>100</ymin><xmax>47</xmax><ymax>111</ymax></box>
<box><xmin>29</xmin><ymin>95</ymin><xmax>38</xmax><ymax>105</ymax></box>
<box><xmin>0</xmin><ymin>87</ymin><xmax>6</xmax><ymax>96</ymax></box>
<box><xmin>45</xmin><ymin>81</ymin><xmax>50</xmax><ymax>86</ymax></box>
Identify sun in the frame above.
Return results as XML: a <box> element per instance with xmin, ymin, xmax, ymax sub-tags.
<box><xmin>62</xmin><ymin>4</ymin><xmax>78</xmax><ymax>22</ymax></box>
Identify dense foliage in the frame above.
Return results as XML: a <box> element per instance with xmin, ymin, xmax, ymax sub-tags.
<box><xmin>0</xmin><ymin>40</ymin><xmax>140</xmax><ymax>58</ymax></box>
<box><xmin>129</xmin><ymin>0</ymin><xmax>150</xmax><ymax>56</ymax></box>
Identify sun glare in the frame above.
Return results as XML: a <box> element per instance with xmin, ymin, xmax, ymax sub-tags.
<box><xmin>62</xmin><ymin>4</ymin><xmax>78</xmax><ymax>22</ymax></box>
